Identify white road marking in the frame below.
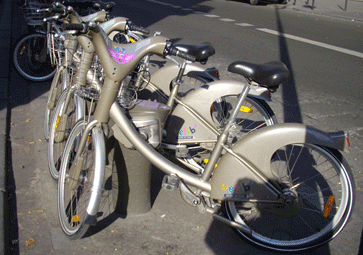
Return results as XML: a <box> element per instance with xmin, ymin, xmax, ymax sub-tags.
<box><xmin>204</xmin><ymin>14</ymin><xmax>220</xmax><ymax>18</ymax></box>
<box><xmin>235</xmin><ymin>23</ymin><xmax>254</xmax><ymax>27</ymax></box>
<box><xmin>220</xmin><ymin>18</ymin><xmax>235</xmax><ymax>22</ymax></box>
<box><xmin>256</xmin><ymin>28</ymin><xmax>363</xmax><ymax>59</ymax></box>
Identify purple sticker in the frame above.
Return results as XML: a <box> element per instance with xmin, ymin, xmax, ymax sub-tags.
<box><xmin>136</xmin><ymin>100</ymin><xmax>160</xmax><ymax>109</ymax></box>
<box><xmin>108</xmin><ymin>48</ymin><xmax>136</xmax><ymax>64</ymax></box>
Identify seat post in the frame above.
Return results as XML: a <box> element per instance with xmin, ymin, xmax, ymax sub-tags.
<box><xmin>166</xmin><ymin>60</ymin><xmax>187</xmax><ymax>108</ymax></box>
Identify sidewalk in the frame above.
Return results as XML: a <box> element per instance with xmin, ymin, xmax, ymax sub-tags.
<box><xmin>285</xmin><ymin>0</ymin><xmax>363</xmax><ymax>22</ymax></box>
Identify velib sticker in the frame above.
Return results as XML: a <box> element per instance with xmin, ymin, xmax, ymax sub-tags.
<box><xmin>108</xmin><ymin>45</ymin><xmax>136</xmax><ymax>64</ymax></box>
<box><xmin>107</xmin><ymin>38</ymin><xmax>153</xmax><ymax>65</ymax></box>
<box><xmin>178</xmin><ymin>124</ymin><xmax>197</xmax><ymax>139</ymax></box>
<box><xmin>222</xmin><ymin>180</ymin><xmax>255</xmax><ymax>198</ymax></box>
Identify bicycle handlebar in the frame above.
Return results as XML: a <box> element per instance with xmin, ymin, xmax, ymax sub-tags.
<box><xmin>128</xmin><ymin>22</ymin><xmax>150</xmax><ymax>35</ymax></box>
<box><xmin>49</xmin><ymin>7</ymin><xmax>66</xmax><ymax>14</ymax></box>
<box><xmin>61</xmin><ymin>22</ymin><xmax>86</xmax><ymax>31</ymax></box>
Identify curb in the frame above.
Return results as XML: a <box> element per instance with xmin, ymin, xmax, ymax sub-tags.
<box><xmin>0</xmin><ymin>0</ymin><xmax>13</xmax><ymax>253</ymax></box>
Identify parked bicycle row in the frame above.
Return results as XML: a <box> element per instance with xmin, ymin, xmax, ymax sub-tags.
<box><xmin>14</xmin><ymin>0</ymin><xmax>355</xmax><ymax>252</ymax></box>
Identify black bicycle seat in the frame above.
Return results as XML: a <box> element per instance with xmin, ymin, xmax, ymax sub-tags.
<box><xmin>228</xmin><ymin>61</ymin><xmax>290</xmax><ymax>87</ymax></box>
<box><xmin>174</xmin><ymin>43</ymin><xmax>215</xmax><ymax>64</ymax></box>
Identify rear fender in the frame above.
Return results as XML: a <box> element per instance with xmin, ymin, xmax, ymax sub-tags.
<box><xmin>164</xmin><ymin>80</ymin><xmax>271</xmax><ymax>143</ymax></box>
<box><xmin>210</xmin><ymin>123</ymin><xmax>349</xmax><ymax>201</ymax></box>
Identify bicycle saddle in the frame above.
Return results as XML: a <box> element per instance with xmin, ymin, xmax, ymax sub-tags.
<box><xmin>228</xmin><ymin>61</ymin><xmax>290</xmax><ymax>88</ymax></box>
<box><xmin>93</xmin><ymin>2</ymin><xmax>116</xmax><ymax>12</ymax></box>
<box><xmin>174</xmin><ymin>43</ymin><xmax>215</xmax><ymax>64</ymax></box>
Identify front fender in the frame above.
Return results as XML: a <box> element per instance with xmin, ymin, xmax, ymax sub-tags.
<box><xmin>210</xmin><ymin>123</ymin><xmax>349</xmax><ymax>201</ymax></box>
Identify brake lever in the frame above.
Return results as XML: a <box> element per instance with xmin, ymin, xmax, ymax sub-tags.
<box><xmin>54</xmin><ymin>2</ymin><xmax>66</xmax><ymax>9</ymax></box>
<box><xmin>165</xmin><ymin>55</ymin><xmax>181</xmax><ymax>67</ymax></box>
<box><xmin>43</xmin><ymin>14</ymin><xmax>61</xmax><ymax>23</ymax></box>
<box><xmin>37</xmin><ymin>8</ymin><xmax>51</xmax><ymax>13</ymax></box>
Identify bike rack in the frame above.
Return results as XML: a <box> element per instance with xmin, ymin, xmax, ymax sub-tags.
<box><xmin>112</xmin><ymin>142</ymin><xmax>152</xmax><ymax>215</ymax></box>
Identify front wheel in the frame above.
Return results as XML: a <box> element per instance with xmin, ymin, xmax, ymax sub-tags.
<box><xmin>58</xmin><ymin>120</ymin><xmax>106</xmax><ymax>239</ymax></box>
<box><xmin>48</xmin><ymin>89</ymin><xmax>80</xmax><ymax>180</ymax></box>
<box><xmin>13</xmin><ymin>33</ymin><xmax>56</xmax><ymax>81</ymax></box>
<box><xmin>225</xmin><ymin>144</ymin><xmax>355</xmax><ymax>251</ymax></box>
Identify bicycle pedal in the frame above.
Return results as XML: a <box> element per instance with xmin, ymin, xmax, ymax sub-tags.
<box><xmin>162</xmin><ymin>175</ymin><xmax>180</xmax><ymax>191</ymax></box>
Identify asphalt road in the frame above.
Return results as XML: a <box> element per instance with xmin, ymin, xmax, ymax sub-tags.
<box><xmin>7</xmin><ymin>0</ymin><xmax>363</xmax><ymax>254</ymax></box>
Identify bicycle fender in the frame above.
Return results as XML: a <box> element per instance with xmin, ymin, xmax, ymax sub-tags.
<box><xmin>164</xmin><ymin>80</ymin><xmax>270</xmax><ymax>144</ymax></box>
<box><xmin>210</xmin><ymin>123</ymin><xmax>349</xmax><ymax>201</ymax></box>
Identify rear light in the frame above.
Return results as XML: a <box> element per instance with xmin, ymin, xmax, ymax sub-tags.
<box><xmin>346</xmin><ymin>136</ymin><xmax>351</xmax><ymax>147</ymax></box>
<box><xmin>206</xmin><ymin>67</ymin><xmax>220</xmax><ymax>79</ymax></box>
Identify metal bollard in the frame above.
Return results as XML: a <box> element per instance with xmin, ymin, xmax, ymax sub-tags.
<box><xmin>112</xmin><ymin>142</ymin><xmax>152</xmax><ymax>215</ymax></box>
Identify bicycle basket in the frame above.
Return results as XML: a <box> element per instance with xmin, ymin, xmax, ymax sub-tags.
<box><xmin>117</xmin><ymin>66</ymin><xmax>150</xmax><ymax>109</ymax></box>
<box><xmin>48</xmin><ymin>31</ymin><xmax>79</xmax><ymax>67</ymax></box>
<box><xmin>21</xmin><ymin>0</ymin><xmax>48</xmax><ymax>27</ymax></box>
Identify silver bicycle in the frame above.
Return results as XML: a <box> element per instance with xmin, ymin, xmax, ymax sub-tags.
<box><xmin>56</xmin><ymin>21</ymin><xmax>355</xmax><ymax>251</ymax></box>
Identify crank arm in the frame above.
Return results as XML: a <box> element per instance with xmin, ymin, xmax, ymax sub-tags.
<box><xmin>213</xmin><ymin>214</ymin><xmax>252</xmax><ymax>236</ymax></box>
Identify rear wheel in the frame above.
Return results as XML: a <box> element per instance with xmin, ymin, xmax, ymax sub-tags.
<box><xmin>13</xmin><ymin>33</ymin><xmax>56</xmax><ymax>81</ymax></box>
<box><xmin>225</xmin><ymin>144</ymin><xmax>355</xmax><ymax>251</ymax></box>
<box><xmin>211</xmin><ymin>96</ymin><xmax>276</xmax><ymax>139</ymax></box>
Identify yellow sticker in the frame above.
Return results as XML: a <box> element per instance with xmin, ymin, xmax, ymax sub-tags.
<box><xmin>240</xmin><ymin>106</ymin><xmax>253</xmax><ymax>113</ymax></box>
<box><xmin>55</xmin><ymin>116</ymin><xmax>60</xmax><ymax>131</ymax></box>
<box><xmin>71</xmin><ymin>215</ymin><xmax>81</xmax><ymax>223</ymax></box>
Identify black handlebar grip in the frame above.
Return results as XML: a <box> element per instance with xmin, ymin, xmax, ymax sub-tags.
<box><xmin>170</xmin><ymin>47</ymin><xmax>196</xmax><ymax>62</ymax></box>
<box><xmin>39</xmin><ymin>3</ymin><xmax>54</xmax><ymax>8</ymax></box>
<box><xmin>61</xmin><ymin>23</ymin><xmax>85</xmax><ymax>31</ymax></box>
<box><xmin>50</xmin><ymin>7</ymin><xmax>65</xmax><ymax>14</ymax></box>
<box><xmin>128</xmin><ymin>23</ymin><xmax>150</xmax><ymax>34</ymax></box>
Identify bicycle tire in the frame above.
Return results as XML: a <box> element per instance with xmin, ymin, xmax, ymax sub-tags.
<box><xmin>225</xmin><ymin>144</ymin><xmax>355</xmax><ymax>251</ymax></box>
<box><xmin>58</xmin><ymin>120</ymin><xmax>106</xmax><ymax>239</ymax></box>
<box><xmin>48</xmin><ymin>88</ymin><xmax>80</xmax><ymax>180</ymax></box>
<box><xmin>13</xmin><ymin>33</ymin><xmax>57</xmax><ymax>81</ymax></box>
<box><xmin>44</xmin><ymin>68</ymin><xmax>70</xmax><ymax>140</ymax></box>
